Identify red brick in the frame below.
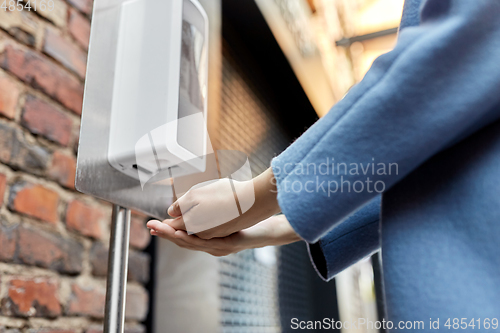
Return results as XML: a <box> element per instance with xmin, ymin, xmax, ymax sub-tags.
<box><xmin>89</xmin><ymin>243</ymin><xmax>150</xmax><ymax>283</ymax></box>
<box><xmin>10</xmin><ymin>129</ymin><xmax>50</xmax><ymax>173</ymax></box>
<box><xmin>0</xmin><ymin>74</ymin><xmax>20</xmax><ymax>119</ymax></box>
<box><xmin>49</xmin><ymin>152</ymin><xmax>76</xmax><ymax>189</ymax></box>
<box><xmin>67</xmin><ymin>283</ymin><xmax>105</xmax><ymax>318</ymax></box>
<box><xmin>0</xmin><ymin>122</ymin><xmax>50</xmax><ymax>173</ymax></box>
<box><xmin>35</xmin><ymin>0</ymin><xmax>68</xmax><ymax>28</ymax></box>
<box><xmin>43</xmin><ymin>29</ymin><xmax>87</xmax><ymax>79</ymax></box>
<box><xmin>68</xmin><ymin>9</ymin><xmax>90</xmax><ymax>50</ymax></box>
<box><xmin>22</xmin><ymin>95</ymin><xmax>72</xmax><ymax>146</ymax></box>
<box><xmin>9</xmin><ymin>182</ymin><xmax>59</xmax><ymax>224</ymax></box>
<box><xmin>89</xmin><ymin>242</ymin><xmax>107</xmax><ymax>277</ymax></box>
<box><xmin>18</xmin><ymin>226</ymin><xmax>83</xmax><ymax>274</ymax></box>
<box><xmin>0</xmin><ymin>218</ymin><xmax>17</xmax><ymax>262</ymax></box>
<box><xmin>66</xmin><ymin>200</ymin><xmax>104</xmax><ymax>239</ymax></box>
<box><xmin>6</xmin><ymin>277</ymin><xmax>61</xmax><ymax>317</ymax></box>
<box><xmin>67</xmin><ymin>0</ymin><xmax>93</xmax><ymax>15</ymax></box>
<box><xmin>0</xmin><ymin>122</ymin><xmax>14</xmax><ymax>162</ymax></box>
<box><xmin>0</xmin><ymin>41</ymin><xmax>84</xmax><ymax>114</ymax></box>
<box><xmin>129</xmin><ymin>216</ymin><xmax>151</xmax><ymax>250</ymax></box>
<box><xmin>127</xmin><ymin>250</ymin><xmax>150</xmax><ymax>284</ymax></box>
<box><xmin>125</xmin><ymin>286</ymin><xmax>148</xmax><ymax>321</ymax></box>
<box><xmin>69</xmin><ymin>276</ymin><xmax>148</xmax><ymax>321</ymax></box>
<box><xmin>73</xmin><ymin>131</ymin><xmax>79</xmax><ymax>155</ymax></box>
<box><xmin>0</xmin><ymin>9</ymin><xmax>42</xmax><ymax>47</ymax></box>
<box><xmin>0</xmin><ymin>173</ymin><xmax>6</xmax><ymax>206</ymax></box>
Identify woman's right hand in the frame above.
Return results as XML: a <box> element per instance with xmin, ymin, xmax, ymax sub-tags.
<box><xmin>147</xmin><ymin>214</ymin><xmax>301</xmax><ymax>257</ymax></box>
<box><xmin>167</xmin><ymin>167</ymin><xmax>282</xmax><ymax>240</ymax></box>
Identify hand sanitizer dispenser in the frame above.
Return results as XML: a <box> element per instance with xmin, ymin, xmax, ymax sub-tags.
<box><xmin>107</xmin><ymin>0</ymin><xmax>209</xmax><ymax>182</ymax></box>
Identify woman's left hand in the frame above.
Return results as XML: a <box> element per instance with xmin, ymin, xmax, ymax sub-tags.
<box><xmin>146</xmin><ymin>214</ymin><xmax>301</xmax><ymax>257</ymax></box>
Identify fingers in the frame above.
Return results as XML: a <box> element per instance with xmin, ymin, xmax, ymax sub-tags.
<box><xmin>147</xmin><ymin>220</ymin><xmax>203</xmax><ymax>251</ymax></box>
<box><xmin>177</xmin><ymin>230</ymin><xmax>243</xmax><ymax>256</ymax></box>
<box><xmin>147</xmin><ymin>220</ymin><xmax>176</xmax><ymax>237</ymax></box>
<box><xmin>174</xmin><ymin>229</ymin><xmax>226</xmax><ymax>249</ymax></box>
<box><xmin>147</xmin><ymin>220</ymin><xmax>238</xmax><ymax>256</ymax></box>
<box><xmin>166</xmin><ymin>216</ymin><xmax>186</xmax><ymax>230</ymax></box>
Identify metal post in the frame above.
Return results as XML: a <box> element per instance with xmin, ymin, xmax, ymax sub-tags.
<box><xmin>104</xmin><ymin>205</ymin><xmax>131</xmax><ymax>333</ymax></box>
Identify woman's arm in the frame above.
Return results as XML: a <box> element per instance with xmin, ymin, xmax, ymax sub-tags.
<box><xmin>147</xmin><ymin>195</ymin><xmax>381</xmax><ymax>279</ymax></box>
<box><xmin>156</xmin><ymin>0</ymin><xmax>500</xmax><ymax>250</ymax></box>
<box><xmin>273</xmin><ymin>0</ymin><xmax>500</xmax><ymax>243</ymax></box>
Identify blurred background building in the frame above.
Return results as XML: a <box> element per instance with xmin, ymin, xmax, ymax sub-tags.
<box><xmin>0</xmin><ymin>0</ymin><xmax>403</xmax><ymax>332</ymax></box>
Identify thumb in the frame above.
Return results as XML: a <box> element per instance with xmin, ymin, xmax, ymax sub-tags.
<box><xmin>168</xmin><ymin>200</ymin><xmax>182</xmax><ymax>217</ymax></box>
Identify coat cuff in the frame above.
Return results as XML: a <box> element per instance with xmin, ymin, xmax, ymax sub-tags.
<box><xmin>305</xmin><ymin>197</ymin><xmax>382</xmax><ymax>281</ymax></box>
<box><xmin>307</xmin><ymin>219</ymin><xmax>380</xmax><ymax>281</ymax></box>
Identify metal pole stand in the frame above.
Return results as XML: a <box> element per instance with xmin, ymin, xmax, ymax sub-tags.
<box><xmin>104</xmin><ymin>205</ymin><xmax>131</xmax><ymax>333</ymax></box>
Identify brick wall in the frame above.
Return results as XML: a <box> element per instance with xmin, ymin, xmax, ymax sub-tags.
<box><xmin>0</xmin><ymin>2</ymin><xmax>151</xmax><ymax>333</ymax></box>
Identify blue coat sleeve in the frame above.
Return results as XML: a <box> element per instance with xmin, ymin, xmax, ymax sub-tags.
<box><xmin>307</xmin><ymin>196</ymin><xmax>381</xmax><ymax>281</ymax></box>
<box><xmin>271</xmin><ymin>0</ymin><xmax>500</xmax><ymax>244</ymax></box>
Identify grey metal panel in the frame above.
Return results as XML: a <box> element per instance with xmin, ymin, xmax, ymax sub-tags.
<box><xmin>75</xmin><ymin>0</ymin><xmax>173</xmax><ymax>219</ymax></box>
<box><xmin>154</xmin><ymin>239</ymin><xmax>220</xmax><ymax>333</ymax></box>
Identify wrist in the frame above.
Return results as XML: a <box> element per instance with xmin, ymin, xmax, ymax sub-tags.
<box><xmin>275</xmin><ymin>215</ymin><xmax>302</xmax><ymax>244</ymax></box>
<box><xmin>252</xmin><ymin>168</ymin><xmax>280</xmax><ymax>214</ymax></box>
<box><xmin>266</xmin><ymin>215</ymin><xmax>302</xmax><ymax>246</ymax></box>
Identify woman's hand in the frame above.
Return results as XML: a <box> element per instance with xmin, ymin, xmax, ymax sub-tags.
<box><xmin>167</xmin><ymin>167</ymin><xmax>281</xmax><ymax>239</ymax></box>
<box><xmin>147</xmin><ymin>215</ymin><xmax>301</xmax><ymax>256</ymax></box>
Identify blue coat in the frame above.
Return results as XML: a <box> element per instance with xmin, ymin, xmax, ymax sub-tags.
<box><xmin>271</xmin><ymin>0</ymin><xmax>500</xmax><ymax>329</ymax></box>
